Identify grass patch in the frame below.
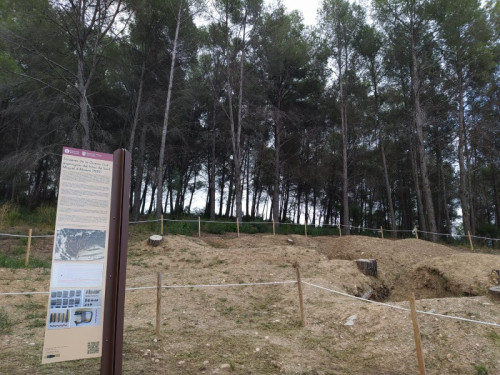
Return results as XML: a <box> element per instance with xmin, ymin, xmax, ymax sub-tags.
<box><xmin>475</xmin><ymin>364</ymin><xmax>489</xmax><ymax>375</ymax></box>
<box><xmin>205</xmin><ymin>256</ymin><xmax>226</xmax><ymax>268</ymax></box>
<box><xmin>0</xmin><ymin>253</ymin><xmax>51</xmax><ymax>269</ymax></box>
<box><xmin>486</xmin><ymin>331</ymin><xmax>500</xmax><ymax>348</ymax></box>
<box><xmin>0</xmin><ymin>308</ymin><xmax>13</xmax><ymax>334</ymax></box>
<box><xmin>28</xmin><ymin>319</ymin><xmax>45</xmax><ymax>328</ymax></box>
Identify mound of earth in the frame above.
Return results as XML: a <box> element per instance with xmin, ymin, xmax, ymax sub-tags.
<box><xmin>413</xmin><ymin>253</ymin><xmax>500</xmax><ymax>297</ymax></box>
<box><xmin>2</xmin><ymin>232</ymin><xmax>500</xmax><ymax>375</ymax></box>
<box><xmin>312</xmin><ymin>235</ymin><xmax>500</xmax><ymax>301</ymax></box>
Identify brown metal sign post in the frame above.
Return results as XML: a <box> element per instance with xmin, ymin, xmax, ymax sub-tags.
<box><xmin>101</xmin><ymin>149</ymin><xmax>131</xmax><ymax>375</ymax></box>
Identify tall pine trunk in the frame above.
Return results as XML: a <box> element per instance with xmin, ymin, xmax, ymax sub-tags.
<box><xmin>209</xmin><ymin>101</ymin><xmax>217</xmax><ymax>220</ymax></box>
<box><xmin>273</xmin><ymin>103</ymin><xmax>281</xmax><ymax>224</ymax></box>
<box><xmin>411</xmin><ymin>26</ymin><xmax>437</xmax><ymax>241</ymax></box>
<box><xmin>156</xmin><ymin>0</ymin><xmax>183</xmax><ymax>219</ymax></box>
<box><xmin>457</xmin><ymin>69</ymin><xmax>472</xmax><ymax>235</ymax></box>
<box><xmin>225</xmin><ymin>3</ymin><xmax>245</xmax><ymax>222</ymax></box>
<box><xmin>339</xmin><ymin>54</ymin><xmax>350</xmax><ymax>235</ymax></box>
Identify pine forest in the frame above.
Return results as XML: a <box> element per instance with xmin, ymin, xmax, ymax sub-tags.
<box><xmin>0</xmin><ymin>0</ymin><xmax>499</xmax><ymax>240</ymax></box>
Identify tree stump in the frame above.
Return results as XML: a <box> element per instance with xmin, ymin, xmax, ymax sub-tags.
<box><xmin>488</xmin><ymin>286</ymin><xmax>500</xmax><ymax>301</ymax></box>
<box><xmin>356</xmin><ymin>259</ymin><xmax>377</xmax><ymax>277</ymax></box>
<box><xmin>148</xmin><ymin>235</ymin><xmax>163</xmax><ymax>247</ymax></box>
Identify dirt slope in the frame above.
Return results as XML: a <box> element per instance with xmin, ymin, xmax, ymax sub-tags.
<box><xmin>1</xmin><ymin>233</ymin><xmax>500</xmax><ymax>375</ymax></box>
<box><xmin>315</xmin><ymin>236</ymin><xmax>500</xmax><ymax>301</ymax></box>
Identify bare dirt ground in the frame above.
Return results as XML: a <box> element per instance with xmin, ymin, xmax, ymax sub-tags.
<box><xmin>1</xmin><ymin>233</ymin><xmax>500</xmax><ymax>374</ymax></box>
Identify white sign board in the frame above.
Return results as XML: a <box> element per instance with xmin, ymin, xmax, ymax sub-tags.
<box><xmin>42</xmin><ymin>147</ymin><xmax>113</xmax><ymax>364</ymax></box>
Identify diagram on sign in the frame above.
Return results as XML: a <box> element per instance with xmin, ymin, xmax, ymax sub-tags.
<box><xmin>47</xmin><ymin>289</ymin><xmax>102</xmax><ymax>330</ymax></box>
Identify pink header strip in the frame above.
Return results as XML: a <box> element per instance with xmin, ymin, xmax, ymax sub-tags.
<box><xmin>62</xmin><ymin>147</ymin><xmax>113</xmax><ymax>161</ymax></box>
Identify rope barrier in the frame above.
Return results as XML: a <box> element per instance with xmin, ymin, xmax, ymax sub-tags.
<box><xmin>202</xmin><ymin>220</ymin><xmax>235</xmax><ymax>224</ymax></box>
<box><xmin>1</xmin><ymin>279</ymin><xmax>499</xmax><ymax>329</ymax></box>
<box><xmin>128</xmin><ymin>219</ymin><xmax>162</xmax><ymax>224</ymax></box>
<box><xmin>0</xmin><ymin>233</ymin><xmax>52</xmax><ymax>238</ymax></box>
<box><xmin>0</xmin><ymin>280</ymin><xmax>297</xmax><ymax>296</ymax></box>
<box><xmin>163</xmin><ymin>219</ymin><xmax>198</xmax><ymax>223</ymax></box>
<box><xmin>303</xmin><ymin>281</ymin><xmax>500</xmax><ymax>329</ymax></box>
<box><xmin>0</xmin><ymin>291</ymin><xmax>50</xmax><ymax>296</ymax></box>
<box><xmin>469</xmin><ymin>234</ymin><xmax>500</xmax><ymax>242</ymax></box>
<box><xmin>160</xmin><ymin>280</ymin><xmax>297</xmax><ymax>289</ymax></box>
<box><xmin>415</xmin><ymin>229</ymin><xmax>500</xmax><ymax>242</ymax></box>
<box><xmin>1</xmin><ymin>218</ymin><xmax>498</xmax><ymax>242</ymax></box>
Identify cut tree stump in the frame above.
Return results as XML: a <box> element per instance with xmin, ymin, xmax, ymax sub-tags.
<box><xmin>148</xmin><ymin>235</ymin><xmax>163</xmax><ymax>247</ymax></box>
<box><xmin>356</xmin><ymin>259</ymin><xmax>378</xmax><ymax>277</ymax></box>
<box><xmin>488</xmin><ymin>286</ymin><xmax>500</xmax><ymax>301</ymax></box>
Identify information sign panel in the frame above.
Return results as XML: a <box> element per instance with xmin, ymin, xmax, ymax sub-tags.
<box><xmin>42</xmin><ymin>147</ymin><xmax>113</xmax><ymax>364</ymax></box>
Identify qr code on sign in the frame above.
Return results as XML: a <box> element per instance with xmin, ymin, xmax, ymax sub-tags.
<box><xmin>87</xmin><ymin>341</ymin><xmax>99</xmax><ymax>354</ymax></box>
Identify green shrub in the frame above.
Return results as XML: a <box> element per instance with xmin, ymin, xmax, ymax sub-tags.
<box><xmin>165</xmin><ymin>220</ymin><xmax>195</xmax><ymax>236</ymax></box>
<box><xmin>35</xmin><ymin>204</ymin><xmax>56</xmax><ymax>227</ymax></box>
<box><xmin>8</xmin><ymin>207</ymin><xmax>21</xmax><ymax>226</ymax></box>
<box><xmin>475</xmin><ymin>364</ymin><xmax>488</xmax><ymax>375</ymax></box>
<box><xmin>203</xmin><ymin>221</ymin><xmax>236</xmax><ymax>234</ymax></box>
<box><xmin>278</xmin><ymin>224</ymin><xmax>305</xmax><ymax>236</ymax></box>
<box><xmin>0</xmin><ymin>202</ymin><xmax>11</xmax><ymax>228</ymax></box>
<box><xmin>240</xmin><ymin>224</ymin><xmax>258</xmax><ymax>234</ymax></box>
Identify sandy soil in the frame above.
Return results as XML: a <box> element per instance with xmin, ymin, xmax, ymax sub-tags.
<box><xmin>1</xmin><ymin>233</ymin><xmax>500</xmax><ymax>374</ymax></box>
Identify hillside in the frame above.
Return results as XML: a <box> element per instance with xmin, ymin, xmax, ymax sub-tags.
<box><xmin>1</xmin><ymin>233</ymin><xmax>499</xmax><ymax>374</ymax></box>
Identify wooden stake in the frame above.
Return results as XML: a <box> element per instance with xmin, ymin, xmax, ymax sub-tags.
<box><xmin>467</xmin><ymin>231</ymin><xmax>474</xmax><ymax>252</ymax></box>
<box><xmin>409</xmin><ymin>292</ymin><xmax>426</xmax><ymax>375</ymax></box>
<box><xmin>338</xmin><ymin>223</ymin><xmax>342</xmax><ymax>237</ymax></box>
<box><xmin>198</xmin><ymin>216</ymin><xmax>201</xmax><ymax>238</ymax></box>
<box><xmin>380</xmin><ymin>226</ymin><xmax>384</xmax><ymax>239</ymax></box>
<box><xmin>25</xmin><ymin>228</ymin><xmax>32</xmax><ymax>267</ymax></box>
<box><xmin>304</xmin><ymin>221</ymin><xmax>307</xmax><ymax>237</ymax></box>
<box><xmin>413</xmin><ymin>226</ymin><xmax>419</xmax><ymax>240</ymax></box>
<box><xmin>294</xmin><ymin>263</ymin><xmax>306</xmax><ymax>327</ymax></box>
<box><xmin>160</xmin><ymin>214</ymin><xmax>164</xmax><ymax>235</ymax></box>
<box><xmin>156</xmin><ymin>272</ymin><xmax>162</xmax><ymax>335</ymax></box>
<box><xmin>236</xmin><ymin>218</ymin><xmax>240</xmax><ymax>238</ymax></box>
<box><xmin>272</xmin><ymin>219</ymin><xmax>275</xmax><ymax>236</ymax></box>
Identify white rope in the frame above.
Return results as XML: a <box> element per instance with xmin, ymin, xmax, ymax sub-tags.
<box><xmin>416</xmin><ymin>229</ymin><xmax>461</xmax><ymax>238</ymax></box>
<box><xmin>383</xmin><ymin>228</ymin><xmax>414</xmax><ymax>233</ymax></box>
<box><xmin>164</xmin><ymin>219</ymin><xmax>198</xmax><ymax>223</ymax></box>
<box><xmin>0</xmin><ymin>291</ymin><xmax>49</xmax><ymax>296</ymax></box>
<box><xmin>129</xmin><ymin>219</ymin><xmax>161</xmax><ymax>224</ymax></box>
<box><xmin>470</xmin><ymin>234</ymin><xmax>500</xmax><ymax>242</ymax></box>
<box><xmin>236</xmin><ymin>221</ymin><xmax>272</xmax><ymax>226</ymax></box>
<box><xmin>0</xmin><ymin>281</ymin><xmax>296</xmax><ymax>296</ymax></box>
<box><xmin>0</xmin><ymin>233</ymin><xmax>53</xmax><ymax>238</ymax></box>
<box><xmin>201</xmin><ymin>220</ymin><xmax>239</xmax><ymax>225</ymax></box>
<box><xmin>126</xmin><ymin>286</ymin><xmax>156</xmax><ymax>291</ymax></box>
<box><xmin>160</xmin><ymin>280</ymin><xmax>296</xmax><ymax>289</ymax></box>
<box><xmin>2</xmin><ymin>280</ymin><xmax>499</xmax><ymax>329</ymax></box>
<box><xmin>3</xmin><ymin>219</ymin><xmax>498</xmax><ymax>242</ymax></box>
<box><xmin>303</xmin><ymin>281</ymin><xmax>500</xmax><ymax>328</ymax></box>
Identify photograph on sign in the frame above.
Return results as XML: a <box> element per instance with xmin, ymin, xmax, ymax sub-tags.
<box><xmin>54</xmin><ymin>228</ymin><xmax>106</xmax><ymax>261</ymax></box>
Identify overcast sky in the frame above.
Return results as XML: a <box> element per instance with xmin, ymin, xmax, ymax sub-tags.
<box><xmin>278</xmin><ymin>0</ymin><xmax>372</xmax><ymax>26</ymax></box>
<box><xmin>280</xmin><ymin>0</ymin><xmax>322</xmax><ymax>26</ymax></box>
